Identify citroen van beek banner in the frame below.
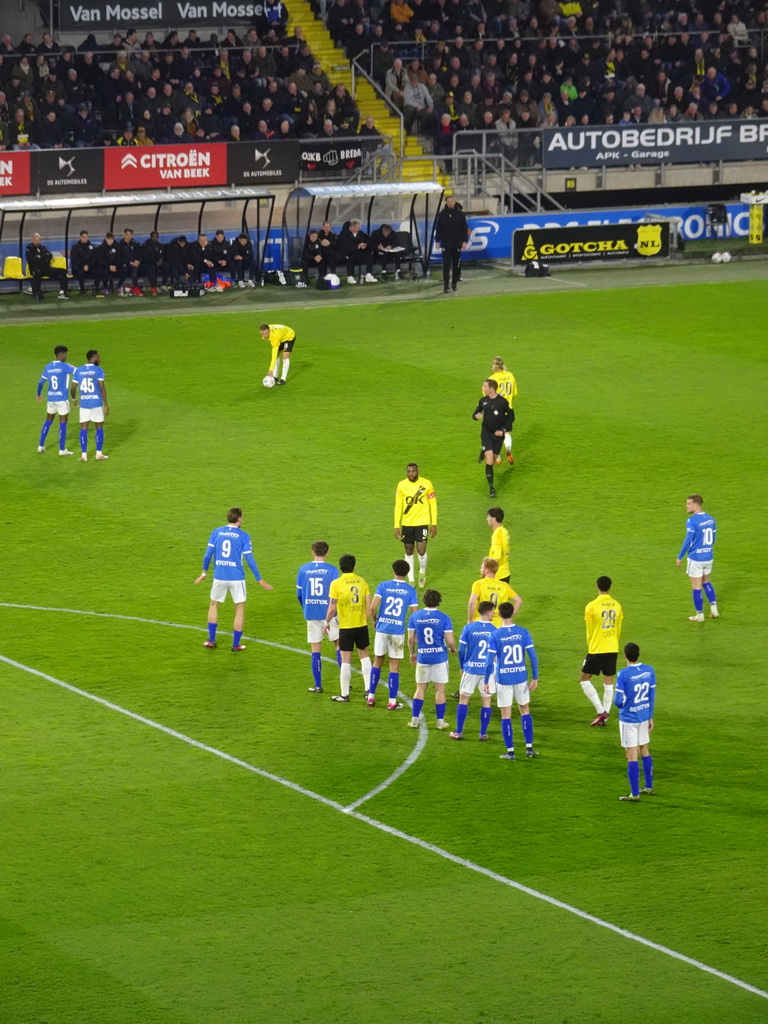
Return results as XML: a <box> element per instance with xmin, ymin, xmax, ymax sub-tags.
<box><xmin>103</xmin><ymin>144</ymin><xmax>228</xmax><ymax>190</ymax></box>
<box><xmin>512</xmin><ymin>223</ymin><xmax>671</xmax><ymax>265</ymax></box>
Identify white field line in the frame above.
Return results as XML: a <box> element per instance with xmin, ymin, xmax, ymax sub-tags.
<box><xmin>2</xmin><ymin>648</ymin><xmax>767</xmax><ymax>1002</ymax></box>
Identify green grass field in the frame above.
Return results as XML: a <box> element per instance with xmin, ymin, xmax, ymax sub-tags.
<box><xmin>2</xmin><ymin>278</ymin><xmax>768</xmax><ymax>1023</ymax></box>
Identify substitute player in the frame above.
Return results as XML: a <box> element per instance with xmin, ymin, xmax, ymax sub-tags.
<box><xmin>675</xmin><ymin>494</ymin><xmax>718</xmax><ymax>622</ymax></box>
<box><xmin>481</xmin><ymin>357</ymin><xmax>517</xmax><ymax>464</ymax></box>
<box><xmin>296</xmin><ymin>540</ymin><xmax>340</xmax><ymax>693</ymax></box>
<box><xmin>71</xmin><ymin>350</ymin><xmax>109</xmax><ymax>462</ymax></box>
<box><xmin>614</xmin><ymin>642</ymin><xmax>656</xmax><ymax>802</ymax></box>
<box><xmin>486</xmin><ymin>507</ymin><xmax>511</xmax><ymax>583</ymax></box>
<box><xmin>394</xmin><ymin>462</ymin><xmax>437</xmax><ymax>587</ymax></box>
<box><xmin>484</xmin><ymin>601</ymin><xmax>539</xmax><ymax>760</ymax></box>
<box><xmin>472</xmin><ymin>380</ymin><xmax>513</xmax><ymax>498</ymax></box>
<box><xmin>36</xmin><ymin>345</ymin><xmax>76</xmax><ymax>455</ymax></box>
<box><xmin>451</xmin><ymin>601</ymin><xmax>497</xmax><ymax>741</ymax></box>
<box><xmin>259</xmin><ymin>322</ymin><xmax>295</xmax><ymax>385</ymax></box>
<box><xmin>579</xmin><ymin>576</ymin><xmax>623</xmax><ymax>727</ymax></box>
<box><xmin>194</xmin><ymin>506</ymin><xmax>273</xmax><ymax>651</ymax></box>
<box><xmin>325</xmin><ymin>553</ymin><xmax>372</xmax><ymax>703</ymax></box>
<box><xmin>408</xmin><ymin>590</ymin><xmax>455</xmax><ymax>729</ymax></box>
<box><xmin>369</xmin><ymin>559</ymin><xmax>418</xmax><ymax>710</ymax></box>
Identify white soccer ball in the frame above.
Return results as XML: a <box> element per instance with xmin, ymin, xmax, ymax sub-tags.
<box><xmin>325</xmin><ymin>273</ymin><xmax>340</xmax><ymax>289</ymax></box>
<box><xmin>262</xmin><ymin>375</ymin><xmax>276</xmax><ymax>388</ymax></box>
<box><xmin>721</xmin><ymin>251</ymin><xmax>732</xmax><ymax>263</ymax></box>
<box><xmin>711</xmin><ymin>252</ymin><xmax>723</xmax><ymax>263</ymax></box>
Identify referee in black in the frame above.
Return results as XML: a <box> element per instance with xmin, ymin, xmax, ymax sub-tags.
<box><xmin>434</xmin><ymin>195</ymin><xmax>469</xmax><ymax>294</ymax></box>
<box><xmin>472</xmin><ymin>379</ymin><xmax>514</xmax><ymax>497</ymax></box>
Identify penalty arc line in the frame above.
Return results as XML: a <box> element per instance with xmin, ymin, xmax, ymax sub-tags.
<box><xmin>1</xmin><ymin>651</ymin><xmax>767</xmax><ymax>1001</ymax></box>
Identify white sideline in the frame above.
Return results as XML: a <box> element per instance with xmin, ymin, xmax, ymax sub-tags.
<box><xmin>1</xmin><ymin>649</ymin><xmax>766</xmax><ymax>1001</ymax></box>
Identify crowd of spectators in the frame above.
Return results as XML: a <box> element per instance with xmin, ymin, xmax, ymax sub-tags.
<box><xmin>0</xmin><ymin>23</ymin><xmax>379</xmax><ymax>151</ymax></box>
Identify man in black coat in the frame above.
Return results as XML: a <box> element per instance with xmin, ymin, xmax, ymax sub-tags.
<box><xmin>210</xmin><ymin>229</ymin><xmax>233</xmax><ymax>286</ymax></box>
<box><xmin>70</xmin><ymin>229</ymin><xmax>99</xmax><ymax>294</ymax></box>
<box><xmin>472</xmin><ymin>378</ymin><xmax>514</xmax><ymax>497</ymax></box>
<box><xmin>95</xmin><ymin>232</ymin><xmax>120</xmax><ymax>296</ymax></box>
<box><xmin>434</xmin><ymin>195</ymin><xmax>469</xmax><ymax>293</ymax></box>
<box><xmin>337</xmin><ymin>219</ymin><xmax>376</xmax><ymax>284</ymax></box>
<box><xmin>231</xmin><ymin>233</ymin><xmax>255</xmax><ymax>287</ymax></box>
<box><xmin>26</xmin><ymin>233</ymin><xmax>70</xmax><ymax>301</ymax></box>
<box><xmin>165</xmin><ymin>235</ymin><xmax>191</xmax><ymax>287</ymax></box>
<box><xmin>302</xmin><ymin>228</ymin><xmax>336</xmax><ymax>278</ymax></box>
<box><xmin>116</xmin><ymin>227</ymin><xmax>143</xmax><ymax>295</ymax></box>
<box><xmin>141</xmin><ymin>231</ymin><xmax>166</xmax><ymax>293</ymax></box>
<box><xmin>188</xmin><ymin>233</ymin><xmax>216</xmax><ymax>285</ymax></box>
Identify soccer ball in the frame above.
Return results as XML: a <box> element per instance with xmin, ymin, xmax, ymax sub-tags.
<box><xmin>721</xmin><ymin>251</ymin><xmax>732</xmax><ymax>263</ymax></box>
<box><xmin>711</xmin><ymin>252</ymin><xmax>723</xmax><ymax>263</ymax></box>
<box><xmin>324</xmin><ymin>273</ymin><xmax>340</xmax><ymax>289</ymax></box>
<box><xmin>262</xmin><ymin>375</ymin><xmax>276</xmax><ymax>388</ymax></box>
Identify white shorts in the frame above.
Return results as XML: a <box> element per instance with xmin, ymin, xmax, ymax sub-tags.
<box><xmin>620</xmin><ymin>720</ymin><xmax>650</xmax><ymax>748</ymax></box>
<box><xmin>306</xmin><ymin>617</ymin><xmax>339</xmax><ymax>643</ymax></box>
<box><xmin>496</xmin><ymin>681</ymin><xmax>530</xmax><ymax>709</ymax></box>
<box><xmin>374</xmin><ymin>631</ymin><xmax>405</xmax><ymax>659</ymax></box>
<box><xmin>47</xmin><ymin>400</ymin><xmax>69</xmax><ymax>415</ymax></box>
<box><xmin>210</xmin><ymin>578</ymin><xmax>246</xmax><ymax>604</ymax></box>
<box><xmin>79</xmin><ymin>406</ymin><xmax>105</xmax><ymax>424</ymax></box>
<box><xmin>415</xmin><ymin>661</ymin><xmax>449</xmax><ymax>685</ymax></box>
<box><xmin>687</xmin><ymin>559</ymin><xmax>713</xmax><ymax>578</ymax></box>
<box><xmin>459</xmin><ymin>670</ymin><xmax>496</xmax><ymax>695</ymax></box>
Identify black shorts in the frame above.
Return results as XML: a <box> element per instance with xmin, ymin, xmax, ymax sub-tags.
<box><xmin>582</xmin><ymin>652</ymin><xmax>618</xmax><ymax>677</ymax></box>
<box><xmin>278</xmin><ymin>337</ymin><xmax>295</xmax><ymax>354</ymax></box>
<box><xmin>481</xmin><ymin>429</ymin><xmax>504</xmax><ymax>455</ymax></box>
<box><xmin>401</xmin><ymin>525</ymin><xmax>429</xmax><ymax>545</ymax></box>
<box><xmin>339</xmin><ymin>625</ymin><xmax>370</xmax><ymax>652</ymax></box>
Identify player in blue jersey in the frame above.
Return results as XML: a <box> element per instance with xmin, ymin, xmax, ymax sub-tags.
<box><xmin>451</xmin><ymin>601</ymin><xmax>497</xmax><ymax>740</ymax></box>
<box><xmin>484</xmin><ymin>601</ymin><xmax>539</xmax><ymax>760</ymax></box>
<box><xmin>36</xmin><ymin>345</ymin><xmax>76</xmax><ymax>456</ymax></box>
<box><xmin>614</xmin><ymin>642</ymin><xmax>656</xmax><ymax>802</ymax></box>
<box><xmin>194</xmin><ymin>506</ymin><xmax>273</xmax><ymax>651</ymax></box>
<box><xmin>71</xmin><ymin>350</ymin><xmax>109</xmax><ymax>462</ymax></box>
<box><xmin>369</xmin><ymin>559</ymin><xmax>418</xmax><ymax>711</ymax></box>
<box><xmin>676</xmin><ymin>494</ymin><xmax>718</xmax><ymax>622</ymax></box>
<box><xmin>296</xmin><ymin>540</ymin><xmax>341</xmax><ymax>693</ymax></box>
<box><xmin>407</xmin><ymin>590</ymin><xmax>455</xmax><ymax>729</ymax></box>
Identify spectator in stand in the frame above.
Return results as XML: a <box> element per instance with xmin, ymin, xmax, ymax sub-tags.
<box><xmin>117</xmin><ymin>125</ymin><xmax>137</xmax><ymax>145</ymax></box>
<box><xmin>135</xmin><ymin>124</ymin><xmax>153</xmax><ymax>145</ymax></box>
<box><xmin>37</xmin><ymin>109</ymin><xmax>65</xmax><ymax>148</ymax></box>
<box><xmin>390</xmin><ymin>0</ymin><xmax>415</xmax><ymax>35</ymax></box>
<box><xmin>385</xmin><ymin>58</ymin><xmax>407</xmax><ymax>109</ymax></box>
<box><xmin>403</xmin><ymin>73</ymin><xmax>434</xmax><ymax>133</ymax></box>
<box><xmin>332</xmin><ymin>83</ymin><xmax>360</xmax><ymax>132</ymax></box>
<box><xmin>434</xmin><ymin>111</ymin><xmax>455</xmax><ymax>155</ymax></box>
<box><xmin>495</xmin><ymin>107</ymin><xmax>517</xmax><ymax>158</ymax></box>
<box><xmin>358</xmin><ymin>114</ymin><xmax>381</xmax><ymax>139</ymax></box>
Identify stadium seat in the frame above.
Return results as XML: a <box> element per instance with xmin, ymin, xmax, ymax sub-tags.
<box><xmin>50</xmin><ymin>254</ymin><xmax>72</xmax><ymax>277</ymax></box>
<box><xmin>2</xmin><ymin>256</ymin><xmax>27</xmax><ymax>279</ymax></box>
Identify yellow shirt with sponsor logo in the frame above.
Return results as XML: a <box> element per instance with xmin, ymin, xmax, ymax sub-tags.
<box><xmin>470</xmin><ymin>577</ymin><xmax>517</xmax><ymax>627</ymax></box>
<box><xmin>584</xmin><ymin>594</ymin><xmax>623</xmax><ymax>653</ymax></box>
<box><xmin>488</xmin><ymin>525</ymin><xmax>510</xmax><ymax>579</ymax></box>
<box><xmin>264</xmin><ymin>324</ymin><xmax>295</xmax><ymax>368</ymax></box>
<box><xmin>483</xmin><ymin>370</ymin><xmax>518</xmax><ymax>408</ymax></box>
<box><xmin>329</xmin><ymin>572</ymin><xmax>370</xmax><ymax>629</ymax></box>
<box><xmin>394</xmin><ymin>476</ymin><xmax>437</xmax><ymax>528</ymax></box>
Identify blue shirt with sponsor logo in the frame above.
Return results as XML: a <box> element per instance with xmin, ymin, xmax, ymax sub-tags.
<box><xmin>37</xmin><ymin>360</ymin><xmax>76</xmax><ymax>400</ymax></box>
<box><xmin>614</xmin><ymin>663</ymin><xmax>656</xmax><ymax>723</ymax></box>
<box><xmin>374</xmin><ymin>579</ymin><xmax>418</xmax><ymax>636</ymax></box>
<box><xmin>485</xmin><ymin>623</ymin><xmax>538</xmax><ymax>684</ymax></box>
<box><xmin>73</xmin><ymin>363</ymin><xmax>105</xmax><ymax>407</ymax></box>
<box><xmin>203</xmin><ymin>525</ymin><xmax>261</xmax><ymax>582</ymax></box>
<box><xmin>408</xmin><ymin>608</ymin><xmax>453</xmax><ymax>664</ymax></box>
<box><xmin>677</xmin><ymin>511</ymin><xmax>716</xmax><ymax>562</ymax></box>
<box><xmin>458</xmin><ymin>619</ymin><xmax>496</xmax><ymax>674</ymax></box>
<box><xmin>296</xmin><ymin>560</ymin><xmax>340</xmax><ymax>620</ymax></box>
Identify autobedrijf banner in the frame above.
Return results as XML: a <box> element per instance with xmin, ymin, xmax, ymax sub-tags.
<box><xmin>542</xmin><ymin>120</ymin><xmax>768</xmax><ymax>169</ymax></box>
<box><xmin>512</xmin><ymin>223</ymin><xmax>671</xmax><ymax>265</ymax></box>
<box><xmin>59</xmin><ymin>2</ymin><xmax>270</xmax><ymax>31</ymax></box>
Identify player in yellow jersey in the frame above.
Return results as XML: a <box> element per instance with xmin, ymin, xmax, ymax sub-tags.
<box><xmin>259</xmin><ymin>322</ymin><xmax>296</xmax><ymax>385</ymax></box>
<box><xmin>479</xmin><ymin>357</ymin><xmax>518</xmax><ymax>465</ymax></box>
<box><xmin>467</xmin><ymin>558</ymin><xmax>522</xmax><ymax>626</ymax></box>
<box><xmin>394</xmin><ymin>462</ymin><xmax>437</xmax><ymax>588</ymax></box>
<box><xmin>325</xmin><ymin>553</ymin><xmax>372</xmax><ymax>703</ymax></box>
<box><xmin>579</xmin><ymin>576</ymin><xmax>623</xmax><ymax>727</ymax></box>
<box><xmin>486</xmin><ymin>506</ymin><xmax>510</xmax><ymax>582</ymax></box>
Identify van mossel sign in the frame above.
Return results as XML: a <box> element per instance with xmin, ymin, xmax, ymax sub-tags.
<box><xmin>542</xmin><ymin>120</ymin><xmax>768</xmax><ymax>169</ymax></box>
<box><xmin>60</xmin><ymin>2</ymin><xmax>270</xmax><ymax>29</ymax></box>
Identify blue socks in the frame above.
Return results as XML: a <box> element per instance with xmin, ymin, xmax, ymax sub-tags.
<box><xmin>692</xmin><ymin>589</ymin><xmax>704</xmax><ymax>612</ymax></box>
<box><xmin>59</xmin><ymin>422</ymin><xmax>67</xmax><ymax>451</ymax></box>
<box><xmin>501</xmin><ymin>718</ymin><xmax>514</xmax><ymax>751</ymax></box>
<box><xmin>521</xmin><ymin>713</ymin><xmax>533</xmax><ymax>745</ymax></box>
<box><xmin>479</xmin><ymin>706</ymin><xmax>492</xmax><ymax>736</ymax></box>
<box><xmin>80</xmin><ymin>428</ymin><xmax>88</xmax><ymax>454</ymax></box>
<box><xmin>642</xmin><ymin>755</ymin><xmax>653</xmax><ymax>790</ymax></box>
<box><xmin>207</xmin><ymin>622</ymin><xmax>217</xmax><ymax>643</ymax></box>
<box><xmin>628</xmin><ymin>761</ymin><xmax>640</xmax><ymax>797</ymax></box>
<box><xmin>39</xmin><ymin>420</ymin><xmax>52</xmax><ymax>446</ymax></box>
<box><xmin>95</xmin><ymin>427</ymin><xmax>104</xmax><ymax>452</ymax></box>
<box><xmin>455</xmin><ymin>703</ymin><xmax>468</xmax><ymax>734</ymax></box>
<box><xmin>336</xmin><ymin>649</ymin><xmax>342</xmax><ymax>666</ymax></box>
<box><xmin>387</xmin><ymin>672</ymin><xmax>399</xmax><ymax>701</ymax></box>
<box><xmin>369</xmin><ymin>665</ymin><xmax>381</xmax><ymax>695</ymax></box>
<box><xmin>435</xmin><ymin>702</ymin><xmax>446</xmax><ymax>722</ymax></box>
<box><xmin>412</xmin><ymin>698</ymin><xmax>424</xmax><ymax>720</ymax></box>
<box><xmin>703</xmin><ymin>581</ymin><xmax>716</xmax><ymax>604</ymax></box>
<box><xmin>233</xmin><ymin>630</ymin><xmax>243</xmax><ymax>648</ymax></box>
<box><xmin>311</xmin><ymin>652</ymin><xmax>321</xmax><ymax>688</ymax></box>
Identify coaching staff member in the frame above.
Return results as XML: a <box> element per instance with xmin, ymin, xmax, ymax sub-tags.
<box><xmin>70</xmin><ymin>230</ymin><xmax>98</xmax><ymax>295</ymax></box>
<box><xmin>435</xmin><ymin>195</ymin><xmax>469</xmax><ymax>294</ymax></box>
<box><xmin>473</xmin><ymin>378</ymin><xmax>513</xmax><ymax>497</ymax></box>
<box><xmin>26</xmin><ymin>233</ymin><xmax>70</xmax><ymax>301</ymax></box>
